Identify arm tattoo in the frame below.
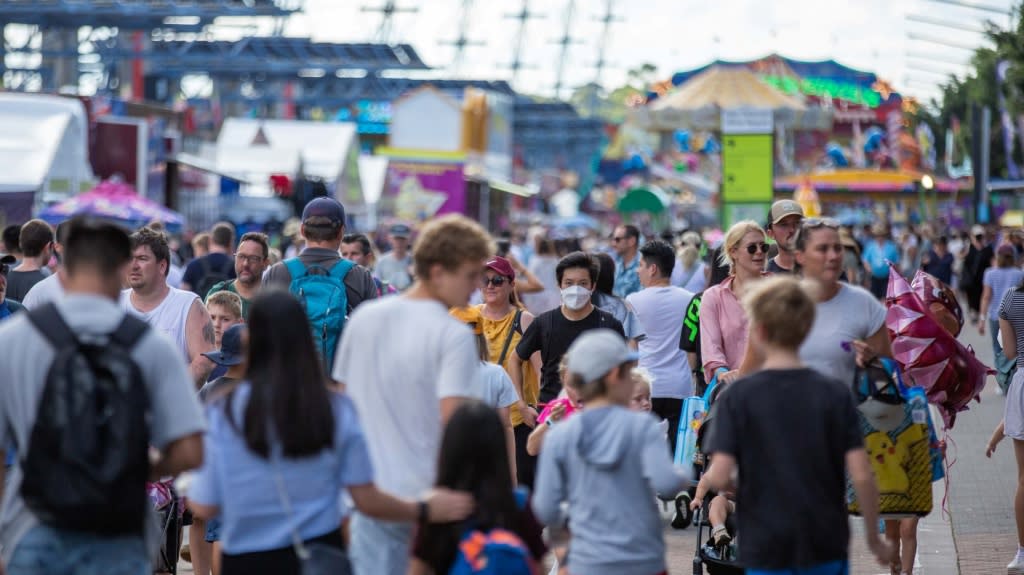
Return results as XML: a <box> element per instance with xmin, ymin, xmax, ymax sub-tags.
<box><xmin>202</xmin><ymin>320</ymin><xmax>215</xmax><ymax>345</ymax></box>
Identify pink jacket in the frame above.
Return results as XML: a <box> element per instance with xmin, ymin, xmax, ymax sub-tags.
<box><xmin>699</xmin><ymin>276</ymin><xmax>751</xmax><ymax>381</ymax></box>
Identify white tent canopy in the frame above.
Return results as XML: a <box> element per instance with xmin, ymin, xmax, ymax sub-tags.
<box><xmin>215</xmin><ymin>118</ymin><xmax>361</xmax><ymax>199</ymax></box>
<box><xmin>0</xmin><ymin>94</ymin><xmax>93</xmax><ymax>195</ymax></box>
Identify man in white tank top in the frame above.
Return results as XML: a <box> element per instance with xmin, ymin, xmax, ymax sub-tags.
<box><xmin>121</xmin><ymin>227</ymin><xmax>215</xmax><ymax>386</ymax></box>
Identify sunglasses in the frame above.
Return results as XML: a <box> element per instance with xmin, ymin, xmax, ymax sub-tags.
<box><xmin>611</xmin><ymin>236</ymin><xmax>628</xmax><ymax>243</ymax></box>
<box><xmin>745</xmin><ymin>242</ymin><xmax>770</xmax><ymax>255</ymax></box>
<box><xmin>794</xmin><ymin>217</ymin><xmax>841</xmax><ymax>246</ymax></box>
<box><xmin>482</xmin><ymin>276</ymin><xmax>509</xmax><ymax>287</ymax></box>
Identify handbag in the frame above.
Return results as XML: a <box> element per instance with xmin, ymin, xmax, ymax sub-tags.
<box><xmin>271</xmin><ymin>457</ymin><xmax>352</xmax><ymax>575</ymax></box>
<box><xmin>847</xmin><ymin>359</ymin><xmax>933</xmax><ymax>517</ymax></box>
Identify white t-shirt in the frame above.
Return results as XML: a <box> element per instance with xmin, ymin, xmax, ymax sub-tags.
<box><xmin>799</xmin><ymin>284</ymin><xmax>887</xmax><ymax>386</ymax></box>
<box><xmin>626</xmin><ymin>285</ymin><xmax>694</xmax><ymax>399</ymax></box>
<box><xmin>479</xmin><ymin>362</ymin><xmax>518</xmax><ymax>410</ymax></box>
<box><xmin>19</xmin><ymin>272</ymin><xmax>64</xmax><ymax>310</ymax></box>
<box><xmin>332</xmin><ymin>297</ymin><xmax>481</xmax><ymax>498</ymax></box>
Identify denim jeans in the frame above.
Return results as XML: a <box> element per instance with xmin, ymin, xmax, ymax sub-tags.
<box><xmin>7</xmin><ymin>524</ymin><xmax>149</xmax><ymax>575</ymax></box>
<box><xmin>349</xmin><ymin>512</ymin><xmax>413</xmax><ymax>575</ymax></box>
<box><xmin>991</xmin><ymin>318</ymin><xmax>1016</xmax><ymax>392</ymax></box>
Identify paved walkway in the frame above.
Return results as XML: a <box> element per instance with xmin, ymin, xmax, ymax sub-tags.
<box><xmin>668</xmin><ymin>325</ymin><xmax>1014</xmax><ymax>574</ymax></box>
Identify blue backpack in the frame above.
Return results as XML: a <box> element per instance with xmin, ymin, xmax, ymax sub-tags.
<box><xmin>448</xmin><ymin>489</ymin><xmax>535</xmax><ymax>575</ymax></box>
<box><xmin>285</xmin><ymin>258</ymin><xmax>354</xmax><ymax>371</ymax></box>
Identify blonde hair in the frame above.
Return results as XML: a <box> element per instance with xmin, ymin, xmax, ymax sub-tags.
<box><xmin>413</xmin><ymin>214</ymin><xmax>495</xmax><ymax>280</ymax></box>
<box><xmin>206</xmin><ymin>290</ymin><xmax>243</xmax><ymax>320</ymax></box>
<box><xmin>678</xmin><ymin>244</ymin><xmax>699</xmax><ymax>269</ymax></box>
<box><xmin>719</xmin><ymin>220</ymin><xmax>766</xmax><ymax>271</ymax></box>
<box><xmin>742</xmin><ymin>276</ymin><xmax>816</xmax><ymax>349</ymax></box>
<box><xmin>192</xmin><ymin>232</ymin><xmax>211</xmax><ymax>254</ymax></box>
<box><xmin>631</xmin><ymin>367</ymin><xmax>654</xmax><ymax>391</ymax></box>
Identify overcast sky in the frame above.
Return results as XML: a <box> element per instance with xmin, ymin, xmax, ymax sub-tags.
<box><xmin>251</xmin><ymin>0</ymin><xmax>1014</xmax><ymax>103</ymax></box>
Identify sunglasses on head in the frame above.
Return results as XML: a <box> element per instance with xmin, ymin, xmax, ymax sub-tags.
<box><xmin>794</xmin><ymin>217</ymin><xmax>841</xmax><ymax>246</ymax></box>
<box><xmin>745</xmin><ymin>242</ymin><xmax>770</xmax><ymax>255</ymax></box>
<box><xmin>482</xmin><ymin>276</ymin><xmax>509</xmax><ymax>287</ymax></box>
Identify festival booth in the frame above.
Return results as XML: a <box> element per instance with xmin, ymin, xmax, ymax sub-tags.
<box><xmin>0</xmin><ymin>94</ymin><xmax>95</xmax><ymax>227</ymax></box>
<box><xmin>377</xmin><ymin>85</ymin><xmax>532</xmax><ymax>231</ymax></box>
<box><xmin>632</xmin><ymin>66</ymin><xmax>830</xmax><ymax>227</ymax></box>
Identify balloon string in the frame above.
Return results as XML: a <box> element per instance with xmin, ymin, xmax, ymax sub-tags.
<box><xmin>940</xmin><ymin>428</ymin><xmax>956</xmax><ymax>522</ymax></box>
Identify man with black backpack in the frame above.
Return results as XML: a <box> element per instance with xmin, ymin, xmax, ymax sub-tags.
<box><xmin>181</xmin><ymin>222</ymin><xmax>236</xmax><ymax>297</ymax></box>
<box><xmin>0</xmin><ymin>218</ymin><xmax>205</xmax><ymax>574</ymax></box>
<box><xmin>263</xmin><ymin>197</ymin><xmax>377</xmax><ymax>371</ymax></box>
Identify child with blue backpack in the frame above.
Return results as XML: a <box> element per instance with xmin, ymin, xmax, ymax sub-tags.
<box><xmin>409</xmin><ymin>400</ymin><xmax>546</xmax><ymax>574</ymax></box>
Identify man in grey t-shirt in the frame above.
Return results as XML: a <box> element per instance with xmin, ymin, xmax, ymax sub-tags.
<box><xmin>0</xmin><ymin>219</ymin><xmax>205</xmax><ymax>572</ymax></box>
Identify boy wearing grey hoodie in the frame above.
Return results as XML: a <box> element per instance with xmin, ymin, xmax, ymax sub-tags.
<box><xmin>532</xmin><ymin>329</ymin><xmax>688</xmax><ymax>575</ymax></box>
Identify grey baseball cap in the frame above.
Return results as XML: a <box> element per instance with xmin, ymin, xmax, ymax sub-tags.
<box><xmin>566</xmin><ymin>329</ymin><xmax>640</xmax><ymax>383</ymax></box>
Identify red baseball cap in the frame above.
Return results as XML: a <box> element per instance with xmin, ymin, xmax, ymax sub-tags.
<box><xmin>484</xmin><ymin>256</ymin><xmax>515</xmax><ymax>279</ymax></box>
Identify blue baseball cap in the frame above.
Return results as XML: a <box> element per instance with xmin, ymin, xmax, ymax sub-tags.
<box><xmin>301</xmin><ymin>197</ymin><xmax>346</xmax><ymax>227</ymax></box>
<box><xmin>202</xmin><ymin>324</ymin><xmax>246</xmax><ymax>367</ymax></box>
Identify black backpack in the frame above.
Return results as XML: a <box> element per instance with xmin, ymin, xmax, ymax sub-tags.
<box><xmin>195</xmin><ymin>256</ymin><xmax>233</xmax><ymax>299</ymax></box>
<box><xmin>22</xmin><ymin>304</ymin><xmax>152</xmax><ymax>534</ymax></box>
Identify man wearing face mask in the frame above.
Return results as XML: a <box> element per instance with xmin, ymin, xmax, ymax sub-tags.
<box><xmin>510</xmin><ymin>252</ymin><xmax>625</xmax><ymax>421</ymax></box>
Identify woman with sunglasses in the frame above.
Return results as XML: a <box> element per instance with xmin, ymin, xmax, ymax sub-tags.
<box><xmin>699</xmin><ymin>220</ymin><xmax>769</xmax><ymax>386</ymax></box>
<box><xmin>740</xmin><ymin>218</ymin><xmax>900</xmax><ymax>571</ymax></box>
<box><xmin>473</xmin><ymin>256</ymin><xmax>543</xmax><ymax>488</ymax></box>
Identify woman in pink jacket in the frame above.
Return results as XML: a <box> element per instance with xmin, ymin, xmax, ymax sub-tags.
<box><xmin>699</xmin><ymin>220</ymin><xmax>769</xmax><ymax>385</ymax></box>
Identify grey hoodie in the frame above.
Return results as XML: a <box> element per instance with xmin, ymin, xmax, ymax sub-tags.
<box><xmin>532</xmin><ymin>405</ymin><xmax>688</xmax><ymax>575</ymax></box>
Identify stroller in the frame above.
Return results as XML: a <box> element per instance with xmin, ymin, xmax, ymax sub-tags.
<box><xmin>148</xmin><ymin>480</ymin><xmax>185</xmax><ymax>574</ymax></box>
<box><xmin>690</xmin><ymin>385</ymin><xmax>743</xmax><ymax>575</ymax></box>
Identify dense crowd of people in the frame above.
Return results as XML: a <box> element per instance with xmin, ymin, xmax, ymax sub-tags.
<box><xmin>0</xmin><ymin>196</ymin><xmax>1021</xmax><ymax>575</ymax></box>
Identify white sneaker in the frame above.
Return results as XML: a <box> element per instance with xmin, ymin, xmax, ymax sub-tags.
<box><xmin>1008</xmin><ymin>555</ymin><xmax>1024</xmax><ymax>574</ymax></box>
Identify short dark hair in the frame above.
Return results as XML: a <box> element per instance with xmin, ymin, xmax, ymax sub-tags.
<box><xmin>342</xmin><ymin>233</ymin><xmax>372</xmax><ymax>256</ymax></box>
<box><xmin>63</xmin><ymin>218</ymin><xmax>131</xmax><ymax>277</ymax></box>
<box><xmin>556</xmin><ymin>251</ymin><xmax>599</xmax><ymax>286</ymax></box>
<box><xmin>238</xmin><ymin>232</ymin><xmax>270</xmax><ymax>259</ymax></box>
<box><xmin>302</xmin><ymin>221</ymin><xmax>344</xmax><ymax>243</ymax></box>
<box><xmin>2</xmin><ymin>225</ymin><xmax>20</xmax><ymax>254</ymax></box>
<box><xmin>640</xmin><ymin>239</ymin><xmax>676</xmax><ymax>278</ymax></box>
<box><xmin>130</xmin><ymin>227</ymin><xmax>171</xmax><ymax>276</ymax></box>
<box><xmin>19</xmin><ymin>219</ymin><xmax>54</xmax><ymax>258</ymax></box>
<box><xmin>211</xmin><ymin>221</ymin><xmax>236</xmax><ymax>249</ymax></box>
<box><xmin>620</xmin><ymin>225</ymin><xmax>640</xmax><ymax>240</ymax></box>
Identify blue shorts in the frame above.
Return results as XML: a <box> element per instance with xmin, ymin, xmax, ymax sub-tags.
<box><xmin>205</xmin><ymin>517</ymin><xmax>222</xmax><ymax>542</ymax></box>
<box><xmin>747</xmin><ymin>560</ymin><xmax>849</xmax><ymax>575</ymax></box>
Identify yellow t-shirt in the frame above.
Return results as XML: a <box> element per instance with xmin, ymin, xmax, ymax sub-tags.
<box><xmin>476</xmin><ymin>304</ymin><xmax>539</xmax><ymax>426</ymax></box>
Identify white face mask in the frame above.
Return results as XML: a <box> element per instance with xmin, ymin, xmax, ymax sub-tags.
<box><xmin>560</xmin><ymin>285</ymin><xmax>592</xmax><ymax>311</ymax></box>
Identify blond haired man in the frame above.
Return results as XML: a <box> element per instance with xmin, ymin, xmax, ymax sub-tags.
<box><xmin>333</xmin><ymin>214</ymin><xmax>493</xmax><ymax>575</ymax></box>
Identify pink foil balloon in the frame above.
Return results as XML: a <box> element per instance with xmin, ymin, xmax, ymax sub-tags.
<box><xmin>885</xmin><ymin>266</ymin><xmax>991</xmax><ymax>428</ymax></box>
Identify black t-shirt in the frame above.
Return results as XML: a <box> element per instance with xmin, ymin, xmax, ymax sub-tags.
<box><xmin>704</xmin><ymin>368</ymin><xmax>863</xmax><ymax>570</ymax></box>
<box><xmin>766</xmin><ymin>257</ymin><xmax>793</xmax><ymax>275</ymax></box>
<box><xmin>5</xmin><ymin>269</ymin><xmax>47</xmax><ymax>302</ymax></box>
<box><xmin>515</xmin><ymin>306</ymin><xmax>624</xmax><ymax>403</ymax></box>
<box><xmin>182</xmin><ymin>253</ymin><xmax>236</xmax><ymax>295</ymax></box>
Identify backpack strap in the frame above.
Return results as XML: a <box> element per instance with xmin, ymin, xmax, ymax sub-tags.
<box><xmin>284</xmin><ymin>257</ymin><xmax>308</xmax><ymax>282</ymax></box>
<box><xmin>329</xmin><ymin>258</ymin><xmax>355</xmax><ymax>280</ymax></box>
<box><xmin>27</xmin><ymin>303</ymin><xmax>76</xmax><ymax>350</ymax></box>
<box><xmin>110</xmin><ymin>314</ymin><xmax>149</xmax><ymax>349</ymax></box>
<box><xmin>497</xmin><ymin>309</ymin><xmax>523</xmax><ymax>366</ymax></box>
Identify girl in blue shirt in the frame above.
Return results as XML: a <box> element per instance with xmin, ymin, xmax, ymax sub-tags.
<box><xmin>188</xmin><ymin>290</ymin><xmax>473</xmax><ymax>575</ymax></box>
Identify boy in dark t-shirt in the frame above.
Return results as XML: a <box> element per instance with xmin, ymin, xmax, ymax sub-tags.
<box><xmin>704</xmin><ymin>276</ymin><xmax>891</xmax><ymax>573</ymax></box>
<box><xmin>511</xmin><ymin>252</ymin><xmax>624</xmax><ymax>409</ymax></box>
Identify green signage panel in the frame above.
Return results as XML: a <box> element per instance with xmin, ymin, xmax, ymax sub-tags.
<box><xmin>721</xmin><ymin>202</ymin><xmax>770</xmax><ymax>230</ymax></box>
<box><xmin>721</xmin><ymin>134</ymin><xmax>773</xmax><ymax>203</ymax></box>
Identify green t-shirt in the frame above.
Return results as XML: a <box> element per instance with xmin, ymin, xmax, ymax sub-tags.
<box><xmin>206</xmin><ymin>280</ymin><xmax>251</xmax><ymax>319</ymax></box>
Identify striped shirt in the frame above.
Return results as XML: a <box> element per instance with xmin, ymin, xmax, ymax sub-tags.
<box><xmin>999</xmin><ymin>287</ymin><xmax>1024</xmax><ymax>368</ymax></box>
